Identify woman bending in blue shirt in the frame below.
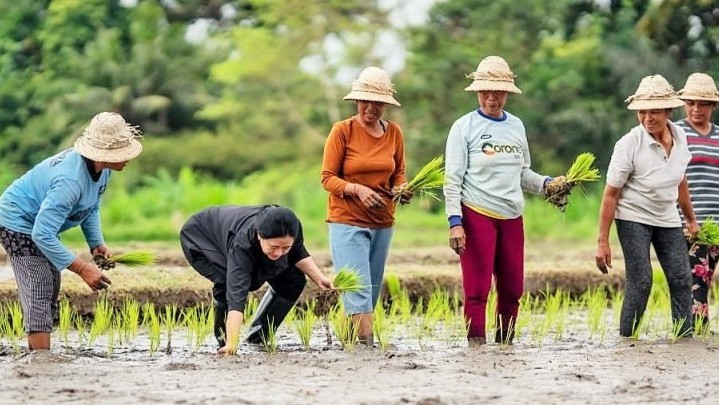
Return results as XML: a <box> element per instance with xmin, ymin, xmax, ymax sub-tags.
<box><xmin>0</xmin><ymin>112</ymin><xmax>143</xmax><ymax>351</ymax></box>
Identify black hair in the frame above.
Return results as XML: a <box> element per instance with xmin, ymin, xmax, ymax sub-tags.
<box><xmin>255</xmin><ymin>206</ymin><xmax>300</xmax><ymax>239</ymax></box>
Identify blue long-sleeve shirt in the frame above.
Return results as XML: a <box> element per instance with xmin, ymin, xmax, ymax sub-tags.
<box><xmin>0</xmin><ymin>149</ymin><xmax>110</xmax><ymax>270</ymax></box>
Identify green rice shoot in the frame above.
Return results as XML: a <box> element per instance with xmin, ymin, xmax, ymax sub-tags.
<box><xmin>333</xmin><ymin>267</ymin><xmax>364</xmax><ymax>293</ymax></box>
<box><xmin>545</xmin><ymin>152</ymin><xmax>601</xmax><ymax>212</ymax></box>
<box><xmin>109</xmin><ymin>251</ymin><xmax>157</xmax><ymax>267</ymax></box>
<box><xmin>565</xmin><ymin>152</ymin><xmax>601</xmax><ymax>184</ymax></box>
<box><xmin>394</xmin><ymin>155</ymin><xmax>444</xmax><ymax>202</ymax></box>
<box><xmin>693</xmin><ymin>217</ymin><xmax>719</xmax><ymax>246</ymax></box>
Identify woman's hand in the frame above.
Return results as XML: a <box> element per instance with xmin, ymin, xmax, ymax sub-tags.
<box><xmin>595</xmin><ymin>241</ymin><xmax>612</xmax><ymax>274</ymax></box>
<box><xmin>449</xmin><ymin>226</ymin><xmax>466</xmax><ymax>255</ymax></box>
<box><xmin>353</xmin><ymin>184</ymin><xmax>386</xmax><ymax>209</ymax></box>
<box><xmin>217</xmin><ymin>345</ymin><xmax>236</xmax><ymax>355</ymax></box>
<box><xmin>685</xmin><ymin>219</ymin><xmax>700</xmax><ymax>240</ymax></box>
<box><xmin>391</xmin><ymin>183</ymin><xmax>413</xmax><ymax>205</ymax></box>
<box><xmin>315</xmin><ymin>273</ymin><xmax>334</xmax><ymax>290</ymax></box>
<box><xmin>68</xmin><ymin>259</ymin><xmax>112</xmax><ymax>291</ymax></box>
<box><xmin>91</xmin><ymin>245</ymin><xmax>111</xmax><ymax>258</ymax></box>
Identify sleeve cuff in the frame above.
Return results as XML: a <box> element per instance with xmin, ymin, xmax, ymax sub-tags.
<box><xmin>448</xmin><ymin>215</ymin><xmax>462</xmax><ymax>228</ymax></box>
<box><xmin>543</xmin><ymin>176</ymin><xmax>553</xmax><ymax>190</ymax></box>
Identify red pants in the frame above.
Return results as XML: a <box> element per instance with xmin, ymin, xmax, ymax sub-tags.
<box><xmin>460</xmin><ymin>205</ymin><xmax>524</xmax><ymax>339</ymax></box>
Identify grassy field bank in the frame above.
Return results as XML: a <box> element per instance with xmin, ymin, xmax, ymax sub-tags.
<box><xmin>39</xmin><ymin>165</ymin><xmax>608</xmax><ymax>250</ymax></box>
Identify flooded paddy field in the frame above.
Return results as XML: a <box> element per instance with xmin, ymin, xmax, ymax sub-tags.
<box><xmin>1</xmin><ymin>244</ymin><xmax>718</xmax><ymax>404</ymax></box>
<box><xmin>1</xmin><ymin>309</ymin><xmax>718</xmax><ymax>405</ymax></box>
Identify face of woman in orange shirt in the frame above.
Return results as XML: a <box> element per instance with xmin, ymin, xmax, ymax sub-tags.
<box><xmin>356</xmin><ymin>100</ymin><xmax>386</xmax><ymax>126</ymax></box>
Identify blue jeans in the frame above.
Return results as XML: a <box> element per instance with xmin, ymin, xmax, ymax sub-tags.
<box><xmin>328</xmin><ymin>223</ymin><xmax>393</xmax><ymax>314</ymax></box>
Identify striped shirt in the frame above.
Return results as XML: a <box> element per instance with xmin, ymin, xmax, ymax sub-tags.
<box><xmin>675</xmin><ymin>120</ymin><xmax>719</xmax><ymax>224</ymax></box>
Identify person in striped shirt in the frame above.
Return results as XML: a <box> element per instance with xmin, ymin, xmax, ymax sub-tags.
<box><xmin>676</xmin><ymin>72</ymin><xmax>719</xmax><ymax>328</ymax></box>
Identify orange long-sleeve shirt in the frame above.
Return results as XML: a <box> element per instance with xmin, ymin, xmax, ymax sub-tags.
<box><xmin>321</xmin><ymin>116</ymin><xmax>407</xmax><ymax>228</ymax></box>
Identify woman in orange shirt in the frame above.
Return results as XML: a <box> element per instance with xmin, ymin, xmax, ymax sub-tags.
<box><xmin>321</xmin><ymin>67</ymin><xmax>411</xmax><ymax>346</ymax></box>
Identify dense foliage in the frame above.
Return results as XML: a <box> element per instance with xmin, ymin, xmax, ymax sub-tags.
<box><xmin>1</xmin><ymin>0</ymin><xmax>718</xmax><ymax>181</ymax></box>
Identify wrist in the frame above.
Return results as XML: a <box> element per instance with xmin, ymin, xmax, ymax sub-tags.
<box><xmin>67</xmin><ymin>258</ymin><xmax>84</xmax><ymax>273</ymax></box>
<box><xmin>448</xmin><ymin>215</ymin><xmax>462</xmax><ymax>228</ymax></box>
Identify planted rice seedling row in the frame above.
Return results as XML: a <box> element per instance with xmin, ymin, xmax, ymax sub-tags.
<box><xmin>0</xmin><ymin>280</ymin><xmax>717</xmax><ymax>354</ymax></box>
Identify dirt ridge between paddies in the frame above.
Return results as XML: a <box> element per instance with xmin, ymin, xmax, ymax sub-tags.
<box><xmin>0</xmin><ymin>243</ymin><xmax>627</xmax><ymax>314</ymax></box>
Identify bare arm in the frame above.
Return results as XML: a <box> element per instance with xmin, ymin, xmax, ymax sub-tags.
<box><xmin>677</xmin><ymin>176</ymin><xmax>699</xmax><ymax>237</ymax></box>
<box><xmin>218</xmin><ymin>310</ymin><xmax>244</xmax><ymax>355</ymax></box>
<box><xmin>295</xmin><ymin>257</ymin><xmax>333</xmax><ymax>290</ymax></box>
<box><xmin>595</xmin><ymin>185</ymin><xmax>621</xmax><ymax>274</ymax></box>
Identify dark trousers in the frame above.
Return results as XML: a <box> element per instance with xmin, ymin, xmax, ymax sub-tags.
<box><xmin>616</xmin><ymin>219</ymin><xmax>693</xmax><ymax>337</ymax></box>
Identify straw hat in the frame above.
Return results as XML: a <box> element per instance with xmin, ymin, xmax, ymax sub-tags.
<box><xmin>343</xmin><ymin>67</ymin><xmax>401</xmax><ymax>107</ymax></box>
<box><xmin>74</xmin><ymin>112</ymin><xmax>143</xmax><ymax>163</ymax></box>
<box><xmin>464</xmin><ymin>56</ymin><xmax>522</xmax><ymax>94</ymax></box>
<box><xmin>625</xmin><ymin>74</ymin><xmax>684</xmax><ymax>110</ymax></box>
<box><xmin>677</xmin><ymin>72</ymin><xmax>719</xmax><ymax>102</ymax></box>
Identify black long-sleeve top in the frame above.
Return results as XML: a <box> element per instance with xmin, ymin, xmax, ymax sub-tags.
<box><xmin>185</xmin><ymin>205</ymin><xmax>309</xmax><ymax>311</ymax></box>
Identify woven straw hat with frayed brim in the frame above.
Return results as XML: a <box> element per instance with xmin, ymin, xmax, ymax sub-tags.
<box><xmin>464</xmin><ymin>56</ymin><xmax>522</xmax><ymax>94</ymax></box>
<box><xmin>625</xmin><ymin>74</ymin><xmax>684</xmax><ymax>110</ymax></box>
<box><xmin>677</xmin><ymin>72</ymin><xmax>719</xmax><ymax>102</ymax></box>
<box><xmin>74</xmin><ymin>112</ymin><xmax>143</xmax><ymax>163</ymax></box>
<box><xmin>343</xmin><ymin>67</ymin><xmax>401</xmax><ymax>107</ymax></box>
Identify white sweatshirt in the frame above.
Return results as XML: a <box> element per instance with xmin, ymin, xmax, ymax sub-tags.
<box><xmin>444</xmin><ymin>109</ymin><xmax>546</xmax><ymax>220</ymax></box>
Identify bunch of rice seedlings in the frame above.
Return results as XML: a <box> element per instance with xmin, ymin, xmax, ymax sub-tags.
<box><xmin>94</xmin><ymin>250</ymin><xmax>157</xmax><ymax>270</ymax></box>
<box><xmin>545</xmin><ymin>152</ymin><xmax>601</xmax><ymax>212</ymax></box>
<box><xmin>692</xmin><ymin>217</ymin><xmax>719</xmax><ymax>246</ymax></box>
<box><xmin>392</xmin><ymin>155</ymin><xmax>444</xmax><ymax>203</ymax></box>
<box><xmin>333</xmin><ymin>267</ymin><xmax>364</xmax><ymax>293</ymax></box>
<box><xmin>315</xmin><ymin>267</ymin><xmax>364</xmax><ymax>317</ymax></box>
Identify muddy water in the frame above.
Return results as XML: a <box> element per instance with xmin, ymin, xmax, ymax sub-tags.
<box><xmin>1</xmin><ymin>318</ymin><xmax>718</xmax><ymax>404</ymax></box>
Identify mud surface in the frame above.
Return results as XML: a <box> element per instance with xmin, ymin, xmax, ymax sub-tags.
<box><xmin>3</xmin><ymin>242</ymin><xmax>712</xmax><ymax>404</ymax></box>
<box><xmin>1</xmin><ymin>336</ymin><xmax>717</xmax><ymax>404</ymax></box>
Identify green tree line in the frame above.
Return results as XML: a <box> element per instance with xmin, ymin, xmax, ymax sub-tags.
<box><xmin>1</xmin><ymin>0</ymin><xmax>718</xmax><ymax>183</ymax></box>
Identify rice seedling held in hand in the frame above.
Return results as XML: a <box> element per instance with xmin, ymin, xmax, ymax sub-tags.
<box><xmin>94</xmin><ymin>250</ymin><xmax>157</xmax><ymax>270</ymax></box>
<box><xmin>315</xmin><ymin>267</ymin><xmax>365</xmax><ymax>317</ymax></box>
<box><xmin>391</xmin><ymin>155</ymin><xmax>444</xmax><ymax>204</ymax></box>
<box><xmin>545</xmin><ymin>152</ymin><xmax>601</xmax><ymax>212</ymax></box>
<box><xmin>333</xmin><ymin>267</ymin><xmax>364</xmax><ymax>293</ymax></box>
<box><xmin>688</xmin><ymin>216</ymin><xmax>719</xmax><ymax>248</ymax></box>
<box><xmin>314</xmin><ymin>267</ymin><xmax>365</xmax><ymax>347</ymax></box>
